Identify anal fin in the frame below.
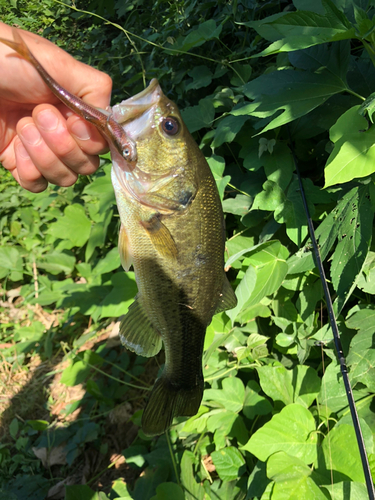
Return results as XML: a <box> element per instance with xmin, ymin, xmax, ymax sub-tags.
<box><xmin>215</xmin><ymin>274</ymin><xmax>237</xmax><ymax>314</ymax></box>
<box><xmin>140</xmin><ymin>216</ymin><xmax>178</xmax><ymax>260</ymax></box>
<box><xmin>119</xmin><ymin>297</ymin><xmax>162</xmax><ymax>357</ymax></box>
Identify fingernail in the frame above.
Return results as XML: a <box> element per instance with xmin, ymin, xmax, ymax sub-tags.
<box><xmin>71</xmin><ymin>119</ymin><xmax>91</xmax><ymax>140</ymax></box>
<box><xmin>20</xmin><ymin>123</ymin><xmax>41</xmax><ymax>145</ymax></box>
<box><xmin>16</xmin><ymin>142</ymin><xmax>30</xmax><ymax>159</ymax></box>
<box><xmin>36</xmin><ymin>109</ymin><xmax>59</xmax><ymax>131</ymax></box>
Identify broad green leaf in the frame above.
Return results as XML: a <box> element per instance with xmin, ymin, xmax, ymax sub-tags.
<box><xmin>262</xmin><ymin>142</ymin><xmax>294</xmax><ymax>192</ymax></box>
<box><xmin>150</xmin><ymin>483</ymin><xmax>185</xmax><ymax>500</ymax></box>
<box><xmin>180</xmin><ymin>451</ymin><xmax>204</xmax><ymax>500</ymax></box>
<box><xmin>242</xmin><ymin>403</ymin><xmax>318</xmax><ymax>464</ymax></box>
<box><xmin>92</xmin><ymin>247</ymin><xmax>121</xmax><ymax>276</ymax></box>
<box><xmin>258</xmin><ymin>364</ymin><xmax>320</xmax><ymax>408</ymax></box>
<box><xmin>85</xmin><ymin>209</ymin><xmax>112</xmax><ymax>261</ymax></box>
<box><xmin>228</xmin><ymin>241</ymin><xmax>288</xmax><ymax>322</ymax></box>
<box><xmin>186</xmin><ymin>65</ymin><xmax>212</xmax><ymax>90</ymax></box>
<box><xmin>0</xmin><ymin>246</ymin><xmax>23</xmax><ymax>280</ymax></box>
<box><xmin>211</xmin><ymin>447</ymin><xmax>245</xmax><ymax>482</ymax></box>
<box><xmin>243</xmin><ymin>380</ymin><xmax>273</xmax><ymax>420</ymax></box>
<box><xmin>252</xmin><ymin>180</ymin><xmax>285</xmax><ymax>211</ymax></box>
<box><xmin>181</xmin><ymin>98</ymin><xmax>215</xmax><ymax>133</ymax></box>
<box><xmin>60</xmin><ymin>350</ymin><xmax>103</xmax><ymax>386</ymax></box>
<box><xmin>323</xmin><ymin>482</ymin><xmax>368</xmax><ymax>500</ymax></box>
<box><xmin>182</xmin><ymin>406</ymin><xmax>210</xmax><ymax>433</ymax></box>
<box><xmin>37</xmin><ymin>251</ymin><xmax>75</xmax><ymax>275</ymax></box>
<box><xmin>245</xmin><ymin>3</ymin><xmax>354</xmax><ymax>56</ymax></box>
<box><xmin>169</xmin><ymin>20</ymin><xmax>222</xmax><ymax>52</ymax></box>
<box><xmin>356</xmin><ymin>251</ymin><xmax>375</xmax><ymax>294</ymax></box>
<box><xmin>222</xmin><ymin>194</ymin><xmax>251</xmax><ymax>216</ymax></box>
<box><xmin>257</xmin><ymin>364</ymin><xmax>294</xmax><ymax>406</ymax></box>
<box><xmin>318</xmin><ymin>424</ymin><xmax>366</xmax><ymax>483</ymax></box>
<box><xmin>206</xmin><ymin>155</ymin><xmax>231</xmax><ymax>200</ymax></box>
<box><xmin>212</xmin><ymin>115</ymin><xmax>250</xmax><ymax>148</ymax></box>
<box><xmin>267</xmin><ymin>452</ymin><xmax>327</xmax><ymax>499</ymax></box>
<box><xmin>65</xmin><ymin>485</ymin><xmax>99</xmax><ymax>500</ymax></box>
<box><xmin>325</xmin><ymin>106</ymin><xmax>375</xmax><ymax>186</ymax></box>
<box><xmin>330</xmin><ymin>185</ymin><xmax>373</xmax><ymax>311</ymax></box>
<box><xmin>206</xmin><ymin>410</ymin><xmax>237</xmax><ymax>435</ymax></box>
<box><xmin>234</xmin><ymin>69</ymin><xmax>346</xmax><ymax>134</ymax></box>
<box><xmin>48</xmin><ymin>204</ymin><xmax>91</xmax><ymax>247</ymax></box>
<box><xmin>95</xmin><ymin>272</ymin><xmax>137</xmax><ymax>320</ymax></box>
<box><xmin>204</xmin><ymin>377</ymin><xmax>245</xmax><ymax>413</ymax></box>
<box><xmin>275</xmin><ymin>178</ymin><xmax>314</xmax><ymax>246</ymax></box>
<box><xmin>347</xmin><ymin>322</ymin><xmax>375</xmax><ymax>392</ymax></box>
<box><xmin>244</xmin><ymin>256</ymin><xmax>288</xmax><ymax>308</ymax></box>
<box><xmin>289</xmin><ymin>40</ymin><xmax>350</xmax><ymax>80</ymax></box>
<box><xmin>132</xmin><ymin>465</ymin><xmax>169</xmax><ymax>500</ymax></box>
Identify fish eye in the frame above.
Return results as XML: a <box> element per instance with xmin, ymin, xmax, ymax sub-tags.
<box><xmin>161</xmin><ymin>117</ymin><xmax>179</xmax><ymax>136</ymax></box>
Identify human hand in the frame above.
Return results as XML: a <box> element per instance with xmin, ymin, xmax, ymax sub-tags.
<box><xmin>0</xmin><ymin>22</ymin><xmax>112</xmax><ymax>192</ymax></box>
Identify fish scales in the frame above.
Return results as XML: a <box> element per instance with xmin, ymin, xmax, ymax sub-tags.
<box><xmin>1</xmin><ymin>28</ymin><xmax>237</xmax><ymax>436</ymax></box>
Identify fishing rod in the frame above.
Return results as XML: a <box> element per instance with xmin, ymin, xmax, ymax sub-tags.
<box><xmin>287</xmin><ymin>128</ymin><xmax>375</xmax><ymax>500</ymax></box>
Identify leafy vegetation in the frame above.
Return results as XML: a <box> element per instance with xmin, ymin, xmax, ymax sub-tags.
<box><xmin>1</xmin><ymin>0</ymin><xmax>375</xmax><ymax>499</ymax></box>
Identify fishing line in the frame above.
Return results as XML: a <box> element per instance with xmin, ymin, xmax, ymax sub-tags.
<box><xmin>287</xmin><ymin>129</ymin><xmax>375</xmax><ymax>500</ymax></box>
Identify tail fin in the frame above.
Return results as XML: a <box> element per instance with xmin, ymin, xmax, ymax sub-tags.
<box><xmin>0</xmin><ymin>28</ymin><xmax>36</xmax><ymax>65</ymax></box>
<box><xmin>142</xmin><ymin>376</ymin><xmax>203</xmax><ymax>436</ymax></box>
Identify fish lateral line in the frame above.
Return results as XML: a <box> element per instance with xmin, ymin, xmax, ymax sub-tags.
<box><xmin>0</xmin><ymin>28</ymin><xmax>137</xmax><ymax>165</ymax></box>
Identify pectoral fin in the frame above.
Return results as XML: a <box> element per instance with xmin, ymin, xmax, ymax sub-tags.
<box><xmin>119</xmin><ymin>224</ymin><xmax>133</xmax><ymax>271</ymax></box>
<box><xmin>119</xmin><ymin>297</ymin><xmax>162</xmax><ymax>357</ymax></box>
<box><xmin>140</xmin><ymin>216</ymin><xmax>178</xmax><ymax>260</ymax></box>
<box><xmin>215</xmin><ymin>274</ymin><xmax>237</xmax><ymax>314</ymax></box>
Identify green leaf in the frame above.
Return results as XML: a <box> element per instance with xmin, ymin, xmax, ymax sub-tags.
<box><xmin>150</xmin><ymin>483</ymin><xmax>185</xmax><ymax>500</ymax></box>
<box><xmin>267</xmin><ymin>452</ymin><xmax>327</xmax><ymax>499</ymax></box>
<box><xmin>246</xmin><ymin>4</ymin><xmax>354</xmax><ymax>56</ymax></box>
<box><xmin>65</xmin><ymin>484</ymin><xmax>99</xmax><ymax>500</ymax></box>
<box><xmin>48</xmin><ymin>204</ymin><xmax>91</xmax><ymax>247</ymax></box>
<box><xmin>170</xmin><ymin>20</ymin><xmax>222</xmax><ymax>52</ymax></box>
<box><xmin>211</xmin><ymin>447</ymin><xmax>245</xmax><ymax>482</ymax></box>
<box><xmin>37</xmin><ymin>251</ymin><xmax>76</xmax><ymax>275</ymax></box>
<box><xmin>206</xmin><ymin>155</ymin><xmax>231</xmax><ymax>201</ymax></box>
<box><xmin>325</xmin><ymin>106</ymin><xmax>375</xmax><ymax>186</ymax></box>
<box><xmin>186</xmin><ymin>65</ymin><xmax>213</xmax><ymax>90</ymax></box>
<box><xmin>181</xmin><ymin>98</ymin><xmax>215</xmax><ymax>133</ymax></box>
<box><xmin>257</xmin><ymin>364</ymin><xmax>320</xmax><ymax>408</ymax></box>
<box><xmin>233</xmin><ymin>69</ymin><xmax>347</xmax><ymax>134</ymax></box>
<box><xmin>0</xmin><ymin>246</ymin><xmax>23</xmax><ymax>280</ymax></box>
<box><xmin>228</xmin><ymin>241</ymin><xmax>288</xmax><ymax>323</ymax></box>
<box><xmin>95</xmin><ymin>272</ymin><xmax>137</xmax><ymax>320</ymax></box>
<box><xmin>242</xmin><ymin>403</ymin><xmax>318</xmax><ymax>464</ymax></box>
<box><xmin>275</xmin><ymin>178</ymin><xmax>313</xmax><ymax>246</ymax></box>
<box><xmin>243</xmin><ymin>380</ymin><xmax>273</xmax><ymax>420</ymax></box>
<box><xmin>330</xmin><ymin>185</ymin><xmax>373</xmax><ymax>310</ymax></box>
<box><xmin>252</xmin><ymin>180</ymin><xmax>286</xmax><ymax>211</ymax></box>
<box><xmin>323</xmin><ymin>481</ymin><xmax>369</xmax><ymax>500</ymax></box>
<box><xmin>212</xmin><ymin>115</ymin><xmax>250</xmax><ymax>148</ymax></box>
<box><xmin>318</xmin><ymin>424</ymin><xmax>366</xmax><ymax>482</ymax></box>
<box><xmin>180</xmin><ymin>451</ymin><xmax>204</xmax><ymax>500</ymax></box>
<box><xmin>347</xmin><ymin>320</ymin><xmax>375</xmax><ymax>392</ymax></box>
<box><xmin>204</xmin><ymin>377</ymin><xmax>245</xmax><ymax>413</ymax></box>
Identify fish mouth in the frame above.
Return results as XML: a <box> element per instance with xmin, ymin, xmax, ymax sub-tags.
<box><xmin>111</xmin><ymin>79</ymin><xmax>163</xmax><ymax>141</ymax></box>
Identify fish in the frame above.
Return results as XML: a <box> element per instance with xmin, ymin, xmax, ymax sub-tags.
<box><xmin>0</xmin><ymin>28</ymin><xmax>237</xmax><ymax>436</ymax></box>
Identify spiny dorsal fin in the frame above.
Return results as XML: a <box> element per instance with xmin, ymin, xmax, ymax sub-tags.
<box><xmin>119</xmin><ymin>224</ymin><xmax>133</xmax><ymax>272</ymax></box>
<box><xmin>140</xmin><ymin>216</ymin><xmax>178</xmax><ymax>260</ymax></box>
<box><xmin>119</xmin><ymin>297</ymin><xmax>162</xmax><ymax>358</ymax></box>
<box><xmin>215</xmin><ymin>274</ymin><xmax>237</xmax><ymax>314</ymax></box>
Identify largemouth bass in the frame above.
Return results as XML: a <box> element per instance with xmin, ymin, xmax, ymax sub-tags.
<box><xmin>0</xmin><ymin>29</ymin><xmax>237</xmax><ymax>436</ymax></box>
